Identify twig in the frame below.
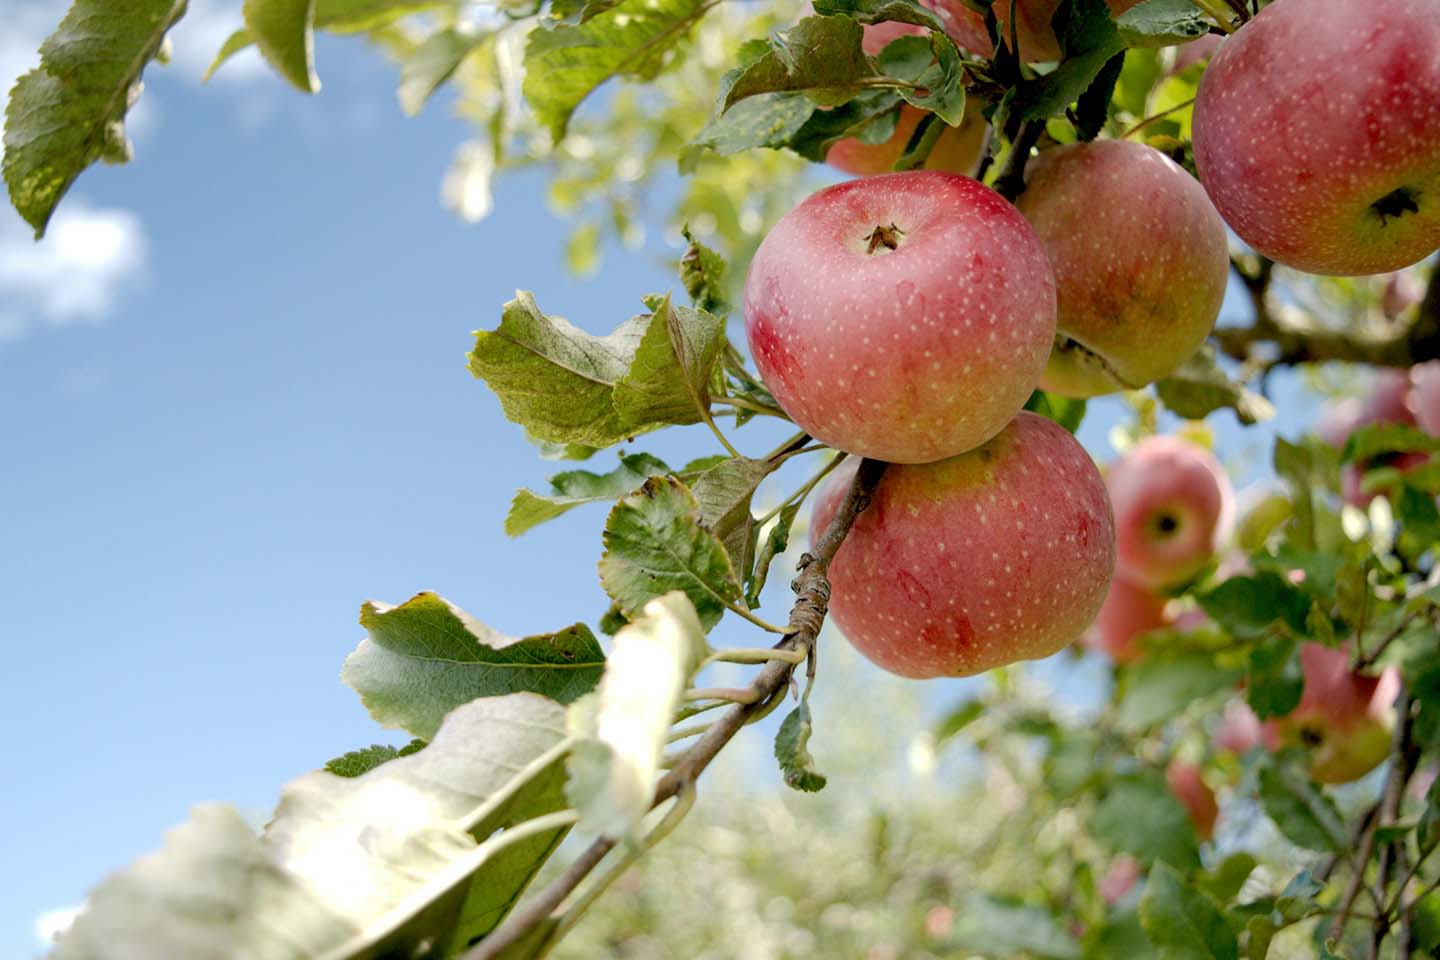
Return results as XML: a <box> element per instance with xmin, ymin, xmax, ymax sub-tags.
<box><xmin>1120</xmin><ymin>96</ymin><xmax>1196</xmax><ymax>140</ymax></box>
<box><xmin>992</xmin><ymin>119</ymin><xmax>1044</xmax><ymax>202</ymax></box>
<box><xmin>462</xmin><ymin>458</ymin><xmax>888</xmax><ymax>960</ymax></box>
<box><xmin>1367</xmin><ymin>686</ymin><xmax>1419</xmax><ymax>957</ymax></box>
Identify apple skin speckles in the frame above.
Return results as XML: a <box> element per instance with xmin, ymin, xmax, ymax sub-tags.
<box><xmin>811</xmin><ymin>413</ymin><xmax>1115</xmax><ymax>679</ymax></box>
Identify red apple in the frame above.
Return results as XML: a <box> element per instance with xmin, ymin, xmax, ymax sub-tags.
<box><xmin>826</xmin><ymin>106</ymin><xmax>988</xmax><ymax>177</ymax></box>
<box><xmin>812</xmin><ymin>412</ymin><xmax>1115</xmax><ymax>678</ymax></box>
<box><xmin>1263</xmin><ymin>643</ymin><xmax>1400</xmax><ymax>784</ymax></box>
<box><xmin>1016</xmin><ymin>140</ymin><xmax>1229</xmax><ymax>396</ymax></box>
<box><xmin>1166</xmin><ymin>760</ymin><xmax>1218</xmax><ymax>841</ymax></box>
<box><xmin>1192</xmin><ymin>0</ymin><xmax>1440</xmax><ymax>275</ymax></box>
<box><xmin>992</xmin><ymin>0</ymin><xmax>1142</xmax><ymax>62</ymax></box>
<box><xmin>1213</xmin><ymin>699</ymin><xmax>1278</xmax><ymax>755</ymax></box>
<box><xmin>1411</xmin><ymin>360</ymin><xmax>1440</xmax><ymax>435</ymax></box>
<box><xmin>1107</xmin><ymin>435</ymin><xmax>1234</xmax><ymax>590</ymax></box>
<box><xmin>1082</xmin><ymin>574</ymin><xmax>1170</xmax><ymax>664</ymax></box>
<box><xmin>744</xmin><ymin>171</ymin><xmax>1057</xmax><ymax>463</ymax></box>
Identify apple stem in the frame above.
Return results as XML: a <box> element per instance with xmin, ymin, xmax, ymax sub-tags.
<box><xmin>865</xmin><ymin>223</ymin><xmax>905</xmax><ymax>254</ymax></box>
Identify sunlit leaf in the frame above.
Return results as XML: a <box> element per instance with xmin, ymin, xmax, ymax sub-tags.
<box><xmin>507</xmin><ymin>453</ymin><xmax>672</xmax><ymax>536</ymax></box>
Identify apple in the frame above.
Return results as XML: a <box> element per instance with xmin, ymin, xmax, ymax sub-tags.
<box><xmin>1411</xmin><ymin>360</ymin><xmax>1440</xmax><ymax>435</ymax></box>
<box><xmin>1213</xmin><ymin>699</ymin><xmax>1277</xmax><ymax>755</ymax></box>
<box><xmin>1082</xmin><ymin>574</ymin><xmax>1170</xmax><ymax>664</ymax></box>
<box><xmin>1099</xmin><ymin>855</ymin><xmax>1141</xmax><ymax>905</ymax></box>
<box><xmin>1191</xmin><ymin>0</ymin><xmax>1440</xmax><ymax>275</ymax></box>
<box><xmin>1107</xmin><ymin>435</ymin><xmax>1234</xmax><ymax>590</ymax></box>
<box><xmin>1263</xmin><ymin>643</ymin><xmax>1400</xmax><ymax>784</ymax></box>
<box><xmin>1318</xmin><ymin>369</ymin><xmax>1424</xmax><ymax>506</ymax></box>
<box><xmin>826</xmin><ymin>106</ymin><xmax>988</xmax><ymax>177</ymax></box>
<box><xmin>1170</xmin><ymin>34</ymin><xmax>1222</xmax><ymax>75</ymax></box>
<box><xmin>1016</xmin><ymin>139</ymin><xmax>1230</xmax><ymax>396</ymax></box>
<box><xmin>992</xmin><ymin>0</ymin><xmax>1142</xmax><ymax>63</ymax></box>
<box><xmin>1166</xmin><ymin>760</ymin><xmax>1218</xmax><ymax>841</ymax></box>
<box><xmin>1383</xmin><ymin>270</ymin><xmax>1425</xmax><ymax>320</ymax></box>
<box><xmin>811</xmin><ymin>412</ymin><xmax>1115</xmax><ymax>678</ymax></box>
<box><xmin>744</xmin><ymin>170</ymin><xmax>1057</xmax><ymax>463</ymax></box>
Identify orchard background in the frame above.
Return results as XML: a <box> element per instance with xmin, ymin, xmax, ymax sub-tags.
<box><xmin>3</xmin><ymin>0</ymin><xmax>1440</xmax><ymax>958</ymax></box>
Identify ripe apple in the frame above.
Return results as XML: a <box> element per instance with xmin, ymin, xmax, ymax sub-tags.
<box><xmin>1411</xmin><ymin>360</ymin><xmax>1440</xmax><ymax>434</ymax></box>
<box><xmin>811</xmin><ymin>412</ymin><xmax>1115</xmax><ymax>678</ymax></box>
<box><xmin>744</xmin><ymin>171</ymin><xmax>1057</xmax><ymax>463</ymax></box>
<box><xmin>1082</xmin><ymin>574</ymin><xmax>1170</xmax><ymax>664</ymax></box>
<box><xmin>1016</xmin><ymin>139</ymin><xmax>1230</xmax><ymax>396</ymax></box>
<box><xmin>1166</xmin><ymin>760</ymin><xmax>1218</xmax><ymax>841</ymax></box>
<box><xmin>988</xmin><ymin>0</ymin><xmax>1143</xmax><ymax>62</ymax></box>
<box><xmin>1099</xmin><ymin>855</ymin><xmax>1141</xmax><ymax>905</ymax></box>
<box><xmin>1213</xmin><ymin>699</ymin><xmax>1277</xmax><ymax>755</ymax></box>
<box><xmin>1263</xmin><ymin>643</ymin><xmax>1400</xmax><ymax>784</ymax></box>
<box><xmin>1191</xmin><ymin>0</ymin><xmax>1440</xmax><ymax>275</ymax></box>
<box><xmin>1107</xmin><ymin>435</ymin><xmax>1234</xmax><ymax>590</ymax></box>
<box><xmin>826</xmin><ymin>106</ymin><xmax>988</xmax><ymax>177</ymax></box>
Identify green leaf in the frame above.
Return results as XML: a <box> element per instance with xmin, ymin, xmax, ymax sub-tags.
<box><xmin>598</xmin><ymin>476</ymin><xmax>743</xmax><ymax>631</ymax></box>
<box><xmin>1087</xmin><ymin>909</ymin><xmax>1157</xmax><ymax>960</ymax></box>
<box><xmin>785</xmin><ymin>88</ymin><xmax>904</xmax><ymax>161</ymax></box>
<box><xmin>1198</xmin><ymin>573</ymin><xmax>1312</xmax><ymax>640</ymax></box>
<box><xmin>524</xmin><ymin>0</ymin><xmax>711</xmax><ymax>141</ymax></box>
<box><xmin>812</xmin><ymin>0</ymin><xmax>950</xmax><ymax>34</ymax></box>
<box><xmin>1139</xmin><ymin>862</ymin><xmax>1238</xmax><ymax>960</ymax></box>
<box><xmin>1195</xmin><ymin>854</ymin><xmax>1258</xmax><ymax>905</ymax></box>
<box><xmin>746</xmin><ymin>500</ymin><xmax>801</xmax><ymax>608</ymax></box>
<box><xmin>690</xmin><ymin>456</ymin><xmax>778</xmax><ymax>576</ymax></box>
<box><xmin>324</xmin><ymin>739</ymin><xmax>425</xmax><ymax>777</ymax></box>
<box><xmin>1116</xmin><ymin>653</ymin><xmax>1240</xmax><ymax>732</ymax></box>
<box><xmin>506</xmin><ymin>452</ymin><xmax>671</xmax><ymax>536</ymax></box>
<box><xmin>722</xmin><ymin>16</ymin><xmax>876</xmax><ymax>112</ymax></box>
<box><xmin>1011</xmin><ymin>0</ymin><xmax>1124</xmax><ymax>120</ymax></box>
<box><xmin>399</xmin><ymin>27</ymin><xmax>484</xmax><ymax>116</ymax></box>
<box><xmin>679</xmin><ymin>226</ymin><xmax>729</xmax><ymax>315</ymax></box>
<box><xmin>935</xmin><ymin>698</ymin><xmax>985</xmax><ymax>744</ymax></box>
<box><xmin>1257</xmin><ymin>750</ymin><xmax>1346</xmax><ymax>852</ymax></box>
<box><xmin>1154</xmin><ymin>346</ymin><xmax>1275</xmax><ymax>425</ymax></box>
<box><xmin>1091</xmin><ymin>774</ymin><xmax>1201</xmax><ymax>870</ymax></box>
<box><xmin>1340</xmin><ymin>422</ymin><xmax>1440</xmax><ymax>464</ymax></box>
<box><xmin>566</xmin><ymin>593</ymin><xmax>708</xmax><ymax>838</ymax></box>
<box><xmin>342</xmin><ymin>591</ymin><xmax>605</xmax><ymax>740</ymax></box>
<box><xmin>244</xmin><ymin>0</ymin><xmax>319</xmax><ymax>92</ymax></box>
<box><xmin>948</xmin><ymin>893</ymin><xmax>1081</xmax><ymax>959</ymax></box>
<box><xmin>469</xmin><ymin>291</ymin><xmax>648</xmax><ymax>448</ymax></box>
<box><xmin>1245</xmin><ymin>635</ymin><xmax>1304</xmax><ymax>719</ymax></box>
<box><xmin>682</xmin><ymin>92</ymin><xmax>817</xmax><ymax>169</ymax></box>
<box><xmin>51</xmin><ymin>694</ymin><xmax>574</xmax><ymax>959</ymax></box>
<box><xmin>1025</xmin><ymin>389</ymin><xmax>1088</xmax><ymax>433</ymax></box>
<box><xmin>1075</xmin><ymin>51</ymin><xmax>1123</xmax><ymax>140</ymax></box>
<box><xmin>775</xmin><ymin>702</ymin><xmax>828</xmax><ymax>792</ymax></box>
<box><xmin>612</xmin><ymin>295</ymin><xmax>725</xmax><ymax>430</ymax></box>
<box><xmin>3</xmin><ymin>0</ymin><xmax>185</xmax><ymax>237</ymax></box>
<box><xmin>878</xmin><ymin>34</ymin><xmax>966</xmax><ymax>125</ymax></box>
<box><xmin>1114</xmin><ymin>0</ymin><xmax>1210</xmax><ymax>46</ymax></box>
<box><xmin>1419</xmin><ymin>767</ymin><xmax>1440</xmax><ymax>849</ymax></box>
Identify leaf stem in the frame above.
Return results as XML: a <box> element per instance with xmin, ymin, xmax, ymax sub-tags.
<box><xmin>706</xmin><ymin>646</ymin><xmax>808</xmax><ymax>666</ymax></box>
<box><xmin>1120</xmin><ymin>96</ymin><xmax>1196</xmax><ymax>139</ymax></box>
<box><xmin>712</xmin><ymin>396</ymin><xmax>790</xmax><ymax>419</ymax></box>
<box><xmin>1192</xmin><ymin>0</ymin><xmax>1238</xmax><ymax>32</ymax></box>
<box><xmin>757</xmin><ymin>452</ymin><xmax>845</xmax><ymax>528</ymax></box>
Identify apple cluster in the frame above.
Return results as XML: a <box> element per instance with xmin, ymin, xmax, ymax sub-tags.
<box><xmin>1318</xmin><ymin>363</ymin><xmax>1440</xmax><ymax>505</ymax></box>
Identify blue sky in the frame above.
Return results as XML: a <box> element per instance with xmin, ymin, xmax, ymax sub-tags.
<box><xmin>0</xmin><ymin>6</ymin><xmax>1320</xmax><ymax>954</ymax></box>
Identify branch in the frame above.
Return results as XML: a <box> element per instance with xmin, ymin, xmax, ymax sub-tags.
<box><xmin>1367</xmin><ymin>685</ymin><xmax>1420</xmax><ymax>957</ymax></box>
<box><xmin>463</xmin><ymin>458</ymin><xmax>888</xmax><ymax>960</ymax></box>
<box><xmin>1214</xmin><ymin>255</ymin><xmax>1440</xmax><ymax>369</ymax></box>
<box><xmin>992</xmin><ymin>119</ymin><xmax>1044</xmax><ymax>203</ymax></box>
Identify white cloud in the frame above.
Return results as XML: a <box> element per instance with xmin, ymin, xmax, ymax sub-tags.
<box><xmin>0</xmin><ymin>202</ymin><xmax>149</xmax><ymax>342</ymax></box>
<box><xmin>34</xmin><ymin>904</ymin><xmax>83</xmax><ymax>948</ymax></box>
<box><xmin>167</xmin><ymin>0</ymin><xmax>267</xmax><ymax>84</ymax></box>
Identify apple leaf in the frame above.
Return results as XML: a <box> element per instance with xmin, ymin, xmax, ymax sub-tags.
<box><xmin>342</xmin><ymin>591</ymin><xmax>605</xmax><ymax>740</ymax></box>
<box><xmin>523</xmin><ymin>0</ymin><xmax>712</xmax><ymax>141</ymax></box>
<box><xmin>746</xmin><ymin>500</ymin><xmax>801</xmax><ymax>608</ymax></box>
<box><xmin>1090</xmin><ymin>774</ymin><xmax>1201</xmax><ymax>870</ymax></box>
<box><xmin>1114</xmin><ymin>0</ymin><xmax>1211</xmax><ymax>46</ymax></box>
<box><xmin>1257</xmin><ymin>750</ymin><xmax>1346</xmax><ymax>852</ymax></box>
<box><xmin>598</xmin><ymin>476</ymin><xmax>744</xmax><ymax>631</ymax></box>
<box><xmin>507</xmin><ymin>452</ymin><xmax>672</xmax><ymax>537</ymax></box>
<box><xmin>681</xmin><ymin>92</ymin><xmax>818</xmax><ymax>170</ymax></box>
<box><xmin>1011</xmin><ymin>0</ymin><xmax>1124</xmax><ymax>120</ymax></box>
<box><xmin>565</xmin><ymin>593</ymin><xmax>708</xmax><ymax>839</ymax></box>
<box><xmin>679</xmin><ymin>227</ymin><xmax>729</xmax><ymax>315</ymax></box>
<box><xmin>691</xmin><ymin>455</ymin><xmax>778</xmax><ymax>576</ymax></box>
<box><xmin>470</xmin><ymin>292</ymin><xmax>650</xmax><ymax>448</ymax></box>
<box><xmin>244</xmin><ymin>0</ymin><xmax>319</xmax><ymax>92</ymax></box>
<box><xmin>613</xmin><ymin>295</ymin><xmax>726</xmax><ymax>430</ymax></box>
<box><xmin>947</xmin><ymin>893</ymin><xmax>1081</xmax><ymax>959</ymax></box>
<box><xmin>1340</xmin><ymin>422</ymin><xmax>1440</xmax><ymax>464</ymax></box>
<box><xmin>1138</xmin><ymin>862</ymin><xmax>1238</xmax><ymax>960</ymax></box>
<box><xmin>1195</xmin><ymin>854</ymin><xmax>1259</xmax><ymax>905</ymax></box>
<box><xmin>1074</xmin><ymin>51</ymin><xmax>1124</xmax><ymax>140</ymax></box>
<box><xmin>1115</xmin><ymin>653</ymin><xmax>1240</xmax><ymax>732</ymax></box>
<box><xmin>775</xmin><ymin>702</ymin><xmax>828</xmax><ymax>792</ymax></box>
<box><xmin>399</xmin><ymin>28</ymin><xmax>486</xmax><ymax>116</ymax></box>
<box><xmin>785</xmin><ymin>89</ymin><xmax>906</xmax><ymax>160</ymax></box>
<box><xmin>812</xmin><ymin>0</ymin><xmax>950</xmax><ymax>34</ymax></box>
<box><xmin>722</xmin><ymin>16</ymin><xmax>877</xmax><ymax>112</ymax></box>
<box><xmin>3</xmin><ymin>0</ymin><xmax>185</xmax><ymax>238</ymax></box>
<box><xmin>1025</xmin><ymin>390</ymin><xmax>1088</xmax><ymax>433</ymax></box>
<box><xmin>1155</xmin><ymin>345</ymin><xmax>1275</xmax><ymax>425</ymax></box>
<box><xmin>324</xmin><ymin>740</ymin><xmax>426</xmax><ymax>777</ymax></box>
<box><xmin>50</xmin><ymin>694</ymin><xmax>574</xmax><ymax>960</ymax></box>
<box><xmin>1198</xmin><ymin>573</ymin><xmax>1312</xmax><ymax>640</ymax></box>
<box><xmin>1244</xmin><ymin>636</ymin><xmax>1304</xmax><ymax>720</ymax></box>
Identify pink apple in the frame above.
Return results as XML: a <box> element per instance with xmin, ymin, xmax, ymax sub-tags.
<box><xmin>1107</xmin><ymin>435</ymin><xmax>1234</xmax><ymax>590</ymax></box>
<box><xmin>1214</xmin><ymin>699</ymin><xmax>1278</xmax><ymax>755</ymax></box>
<box><xmin>1099</xmin><ymin>855</ymin><xmax>1141</xmax><ymax>904</ymax></box>
<box><xmin>811</xmin><ymin>412</ymin><xmax>1115</xmax><ymax>678</ymax></box>
<box><xmin>1411</xmin><ymin>360</ymin><xmax>1440</xmax><ymax>435</ymax></box>
<box><xmin>1192</xmin><ymin>0</ymin><xmax>1440</xmax><ymax>275</ymax></box>
<box><xmin>1263</xmin><ymin>643</ymin><xmax>1400</xmax><ymax>784</ymax></box>
<box><xmin>1166</xmin><ymin>760</ymin><xmax>1218</xmax><ymax>841</ymax></box>
<box><xmin>1170</xmin><ymin>34</ymin><xmax>1222</xmax><ymax>75</ymax></box>
<box><xmin>1083</xmin><ymin>574</ymin><xmax>1170</xmax><ymax>664</ymax></box>
<box><xmin>1383</xmin><ymin>270</ymin><xmax>1426</xmax><ymax>320</ymax></box>
<box><xmin>826</xmin><ymin>105</ymin><xmax>988</xmax><ymax>177</ymax></box>
<box><xmin>850</xmin><ymin>0</ymin><xmax>992</xmax><ymax>56</ymax></box>
<box><xmin>1016</xmin><ymin>140</ymin><xmax>1230</xmax><ymax>396</ymax></box>
<box><xmin>1319</xmin><ymin>369</ymin><xmax>1423</xmax><ymax>506</ymax></box>
<box><xmin>744</xmin><ymin>171</ymin><xmax>1056</xmax><ymax>463</ymax></box>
